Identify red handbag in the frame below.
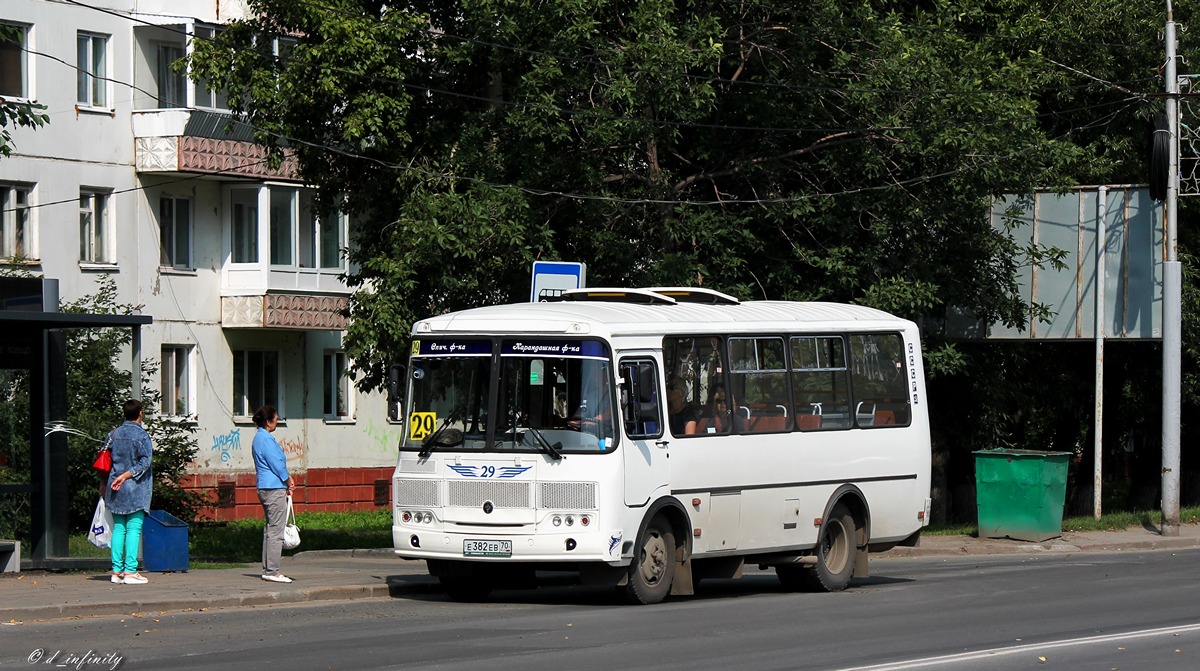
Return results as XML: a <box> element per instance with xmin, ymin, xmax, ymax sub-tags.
<box><xmin>92</xmin><ymin>448</ymin><xmax>112</xmax><ymax>472</ymax></box>
<box><xmin>92</xmin><ymin>432</ymin><xmax>113</xmax><ymax>472</ymax></box>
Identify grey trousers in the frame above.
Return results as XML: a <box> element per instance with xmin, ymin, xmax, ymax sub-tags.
<box><xmin>258</xmin><ymin>488</ymin><xmax>288</xmax><ymax>574</ymax></box>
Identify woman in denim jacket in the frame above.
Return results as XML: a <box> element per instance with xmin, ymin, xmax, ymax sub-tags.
<box><xmin>106</xmin><ymin>398</ymin><xmax>154</xmax><ymax>585</ymax></box>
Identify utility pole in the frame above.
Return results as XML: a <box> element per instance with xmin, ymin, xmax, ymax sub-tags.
<box><xmin>1161</xmin><ymin>0</ymin><xmax>1182</xmax><ymax>536</ymax></box>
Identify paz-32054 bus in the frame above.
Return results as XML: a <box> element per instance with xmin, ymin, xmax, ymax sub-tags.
<box><xmin>391</xmin><ymin>287</ymin><xmax>931</xmax><ymax>604</ymax></box>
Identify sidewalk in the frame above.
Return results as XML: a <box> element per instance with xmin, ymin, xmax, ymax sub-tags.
<box><xmin>3</xmin><ymin>525</ymin><xmax>1200</xmax><ymax>623</ymax></box>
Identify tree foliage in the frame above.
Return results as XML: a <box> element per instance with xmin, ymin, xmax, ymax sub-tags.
<box><xmin>191</xmin><ymin>0</ymin><xmax>1178</xmax><ymax>393</ymax></box>
<box><xmin>59</xmin><ymin>277</ymin><xmax>211</xmax><ymax>528</ymax></box>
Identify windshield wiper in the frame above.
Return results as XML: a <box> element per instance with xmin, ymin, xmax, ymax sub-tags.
<box><xmin>524</xmin><ymin>424</ymin><xmax>564</xmax><ymax>461</ymax></box>
<box><xmin>418</xmin><ymin>402</ymin><xmax>468</xmax><ymax>458</ymax></box>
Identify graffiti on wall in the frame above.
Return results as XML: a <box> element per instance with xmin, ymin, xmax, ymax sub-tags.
<box><xmin>211</xmin><ymin>428</ymin><xmax>241</xmax><ymax>463</ymax></box>
<box><xmin>278</xmin><ymin>436</ymin><xmax>306</xmax><ymax>458</ymax></box>
<box><xmin>362</xmin><ymin>418</ymin><xmax>401</xmax><ymax>457</ymax></box>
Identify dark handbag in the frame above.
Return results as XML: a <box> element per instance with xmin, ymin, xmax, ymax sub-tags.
<box><xmin>91</xmin><ymin>432</ymin><xmax>113</xmax><ymax>472</ymax></box>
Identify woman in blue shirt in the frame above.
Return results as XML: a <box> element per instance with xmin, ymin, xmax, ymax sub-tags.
<box><xmin>251</xmin><ymin>405</ymin><xmax>294</xmax><ymax>583</ymax></box>
<box><xmin>107</xmin><ymin>398</ymin><xmax>154</xmax><ymax>585</ymax></box>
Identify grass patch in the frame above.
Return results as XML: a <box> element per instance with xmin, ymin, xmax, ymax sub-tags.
<box><xmin>68</xmin><ymin>508</ymin><xmax>393</xmax><ymax>564</ymax></box>
<box><xmin>927</xmin><ymin>505</ymin><xmax>1200</xmax><ymax>537</ymax></box>
<box><xmin>191</xmin><ymin>509</ymin><xmax>392</xmax><ymax>562</ymax></box>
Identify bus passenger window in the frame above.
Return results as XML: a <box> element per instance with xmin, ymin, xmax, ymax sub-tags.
<box><xmin>663</xmin><ymin>336</ymin><xmax>728</xmax><ymax>437</ymax></box>
<box><xmin>729</xmin><ymin>336</ymin><xmax>790</xmax><ymax>434</ymax></box>
<box><xmin>849</xmin><ymin>333</ymin><xmax>911</xmax><ymax>428</ymax></box>
<box><xmin>790</xmin><ymin>335</ymin><xmax>850</xmax><ymax>431</ymax></box>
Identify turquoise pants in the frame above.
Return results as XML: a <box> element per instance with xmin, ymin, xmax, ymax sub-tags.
<box><xmin>111</xmin><ymin>510</ymin><xmax>145</xmax><ymax>574</ymax></box>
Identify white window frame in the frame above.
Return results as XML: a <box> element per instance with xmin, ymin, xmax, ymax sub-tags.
<box><xmin>269</xmin><ymin>187</ymin><xmax>296</xmax><ymax>266</ymax></box>
<box><xmin>192</xmin><ymin>25</ymin><xmax>229</xmax><ymax>110</ymax></box>
<box><xmin>232</xmin><ymin>348</ymin><xmax>281</xmax><ymax>419</ymax></box>
<box><xmin>159</xmin><ymin>195</ymin><xmax>192</xmax><ymax>269</ymax></box>
<box><xmin>79</xmin><ymin>189</ymin><xmax>112</xmax><ymax>264</ymax></box>
<box><xmin>161</xmin><ymin>345</ymin><xmax>194</xmax><ymax>419</ymax></box>
<box><xmin>0</xmin><ymin>183</ymin><xmax>35</xmax><ymax>261</ymax></box>
<box><xmin>298</xmin><ymin>191</ymin><xmax>346</xmax><ymax>270</ymax></box>
<box><xmin>229</xmin><ymin>187</ymin><xmax>259</xmax><ymax>264</ymax></box>
<box><xmin>76</xmin><ymin>31</ymin><xmax>110</xmax><ymax>109</ymax></box>
<box><xmin>155</xmin><ymin>41</ymin><xmax>186</xmax><ymax>109</ymax></box>
<box><xmin>0</xmin><ymin>23</ymin><xmax>30</xmax><ymax>100</ymax></box>
<box><xmin>323</xmin><ymin>350</ymin><xmax>354</xmax><ymax>420</ymax></box>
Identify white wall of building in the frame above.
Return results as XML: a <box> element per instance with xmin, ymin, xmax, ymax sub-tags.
<box><xmin>1</xmin><ymin>0</ymin><xmax>403</xmax><ymax>481</ymax></box>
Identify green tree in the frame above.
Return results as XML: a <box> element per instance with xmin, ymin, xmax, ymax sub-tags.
<box><xmin>190</xmin><ymin>1</ymin><xmax>1178</xmax><ymax>394</ymax></box>
<box><xmin>60</xmin><ymin>277</ymin><xmax>211</xmax><ymax>529</ymax></box>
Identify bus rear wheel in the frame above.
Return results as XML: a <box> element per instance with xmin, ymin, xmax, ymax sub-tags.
<box><xmin>778</xmin><ymin>503</ymin><xmax>857</xmax><ymax>592</ymax></box>
<box><xmin>623</xmin><ymin>516</ymin><xmax>675</xmax><ymax>605</ymax></box>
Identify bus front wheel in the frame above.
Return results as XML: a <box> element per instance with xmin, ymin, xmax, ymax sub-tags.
<box><xmin>623</xmin><ymin>516</ymin><xmax>675</xmax><ymax>605</ymax></box>
<box><xmin>778</xmin><ymin>503</ymin><xmax>857</xmax><ymax>592</ymax></box>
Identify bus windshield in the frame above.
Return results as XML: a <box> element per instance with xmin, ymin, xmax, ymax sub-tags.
<box><xmin>403</xmin><ymin>338</ymin><xmax>616</xmax><ymax>454</ymax></box>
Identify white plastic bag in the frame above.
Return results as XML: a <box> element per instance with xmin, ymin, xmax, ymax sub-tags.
<box><xmin>282</xmin><ymin>495</ymin><xmax>301</xmax><ymax>550</ymax></box>
<box><xmin>87</xmin><ymin>496</ymin><xmax>113</xmax><ymax>549</ymax></box>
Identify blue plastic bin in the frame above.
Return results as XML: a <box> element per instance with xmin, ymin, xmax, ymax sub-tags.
<box><xmin>142</xmin><ymin>510</ymin><xmax>189</xmax><ymax>572</ymax></box>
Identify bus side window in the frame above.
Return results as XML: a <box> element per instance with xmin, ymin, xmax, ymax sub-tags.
<box><xmin>620</xmin><ymin>359</ymin><xmax>663</xmax><ymax>439</ymax></box>
<box><xmin>849</xmin><ymin>333</ymin><xmax>911</xmax><ymax>428</ymax></box>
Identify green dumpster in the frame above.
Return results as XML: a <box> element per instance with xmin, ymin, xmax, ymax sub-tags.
<box><xmin>974</xmin><ymin>449</ymin><xmax>1071</xmax><ymax>542</ymax></box>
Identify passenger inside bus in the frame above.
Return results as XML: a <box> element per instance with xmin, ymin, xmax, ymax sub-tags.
<box><xmin>696</xmin><ymin>385</ymin><xmax>733</xmax><ymax>434</ymax></box>
<box><xmin>666</xmin><ymin>377</ymin><xmax>699</xmax><ymax>435</ymax></box>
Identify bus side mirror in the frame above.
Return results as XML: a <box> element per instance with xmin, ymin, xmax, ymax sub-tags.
<box><xmin>387</xmin><ymin>364</ymin><xmax>405</xmax><ymax>423</ymax></box>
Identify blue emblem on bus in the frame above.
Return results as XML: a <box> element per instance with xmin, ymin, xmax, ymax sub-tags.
<box><xmin>448</xmin><ymin>465</ymin><xmax>531</xmax><ymax>479</ymax></box>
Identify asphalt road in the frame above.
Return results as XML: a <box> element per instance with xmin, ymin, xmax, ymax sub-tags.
<box><xmin>3</xmin><ymin>549</ymin><xmax>1200</xmax><ymax>671</ymax></box>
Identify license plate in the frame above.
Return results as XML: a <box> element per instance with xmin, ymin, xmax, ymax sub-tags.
<box><xmin>464</xmin><ymin>539</ymin><xmax>512</xmax><ymax>557</ymax></box>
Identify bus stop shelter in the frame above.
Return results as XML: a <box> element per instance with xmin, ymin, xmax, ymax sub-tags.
<box><xmin>0</xmin><ymin>278</ymin><xmax>151</xmax><ymax>569</ymax></box>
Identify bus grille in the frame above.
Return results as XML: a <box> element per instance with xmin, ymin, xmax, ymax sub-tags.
<box><xmin>399</xmin><ymin>459</ymin><xmax>436</xmax><ymax>474</ymax></box>
<box><xmin>538</xmin><ymin>482</ymin><xmax>597</xmax><ymax>510</ymax></box>
<box><xmin>394</xmin><ymin>478</ymin><xmax>440</xmax><ymax>507</ymax></box>
<box><xmin>448</xmin><ymin>481</ymin><xmax>531</xmax><ymax>508</ymax></box>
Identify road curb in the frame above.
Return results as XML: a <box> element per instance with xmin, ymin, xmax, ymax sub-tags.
<box><xmin>879</xmin><ymin>537</ymin><xmax>1200</xmax><ymax>558</ymax></box>
<box><xmin>1</xmin><ymin>583</ymin><xmax>394</xmax><ymax>623</ymax></box>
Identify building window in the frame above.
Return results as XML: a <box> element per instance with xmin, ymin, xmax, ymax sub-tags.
<box><xmin>233</xmin><ymin>349</ymin><xmax>280</xmax><ymax>417</ymax></box>
<box><xmin>269</xmin><ymin>187</ymin><xmax>295</xmax><ymax>265</ymax></box>
<box><xmin>161</xmin><ymin>345</ymin><xmax>192</xmax><ymax>417</ymax></box>
<box><xmin>231</xmin><ymin>189</ymin><xmax>258</xmax><ymax>263</ymax></box>
<box><xmin>0</xmin><ymin>24</ymin><xmax>29</xmax><ymax>99</ymax></box>
<box><xmin>0</xmin><ymin>183</ymin><xmax>33</xmax><ymax>261</ymax></box>
<box><xmin>76</xmin><ymin>32</ymin><xmax>109</xmax><ymax>108</ymax></box>
<box><xmin>159</xmin><ymin>196</ymin><xmax>191</xmax><ymax>269</ymax></box>
<box><xmin>193</xmin><ymin>25</ymin><xmax>229</xmax><ymax>110</ymax></box>
<box><xmin>323</xmin><ymin>351</ymin><xmax>351</xmax><ymax>419</ymax></box>
<box><xmin>79</xmin><ymin>190</ymin><xmax>111</xmax><ymax>263</ymax></box>
<box><xmin>156</xmin><ymin>43</ymin><xmax>186</xmax><ymax>109</ymax></box>
<box><xmin>300</xmin><ymin>192</ymin><xmax>346</xmax><ymax>269</ymax></box>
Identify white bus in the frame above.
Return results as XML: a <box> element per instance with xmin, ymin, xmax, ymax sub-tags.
<box><xmin>391</xmin><ymin>287</ymin><xmax>931</xmax><ymax>604</ymax></box>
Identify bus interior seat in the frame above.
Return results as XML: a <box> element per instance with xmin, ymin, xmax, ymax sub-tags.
<box><xmin>796</xmin><ymin>414</ymin><xmax>822</xmax><ymax>430</ymax></box>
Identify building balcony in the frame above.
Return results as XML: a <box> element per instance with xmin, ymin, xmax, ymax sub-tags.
<box><xmin>133</xmin><ymin>109</ymin><xmax>299</xmax><ymax>182</ymax></box>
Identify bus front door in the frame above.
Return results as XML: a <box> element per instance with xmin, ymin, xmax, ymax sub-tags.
<box><xmin>619</xmin><ymin>357</ymin><xmax>670</xmax><ymax>506</ymax></box>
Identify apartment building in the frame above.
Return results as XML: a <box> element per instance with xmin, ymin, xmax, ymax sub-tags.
<box><xmin>1</xmin><ymin>0</ymin><xmax>400</xmax><ymax>520</ymax></box>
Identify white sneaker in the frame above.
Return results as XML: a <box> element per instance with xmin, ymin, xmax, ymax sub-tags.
<box><xmin>110</xmin><ymin>573</ymin><xmax>123</xmax><ymax>584</ymax></box>
<box><xmin>261</xmin><ymin>573</ymin><xmax>293</xmax><ymax>583</ymax></box>
<box><xmin>122</xmin><ymin>573</ymin><xmax>148</xmax><ymax>585</ymax></box>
